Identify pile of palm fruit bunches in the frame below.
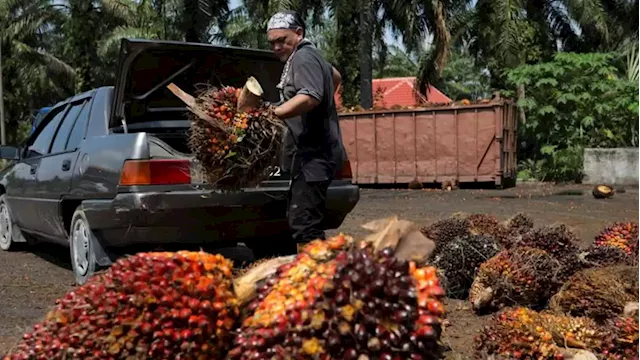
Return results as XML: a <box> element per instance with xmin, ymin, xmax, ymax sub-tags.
<box><xmin>424</xmin><ymin>214</ymin><xmax>638</xmax><ymax>359</ymax></box>
<box><xmin>3</xmin><ymin>217</ymin><xmax>444</xmax><ymax>360</ymax></box>
<box><xmin>3</xmin><ymin>215</ymin><xmax>638</xmax><ymax>360</ymax></box>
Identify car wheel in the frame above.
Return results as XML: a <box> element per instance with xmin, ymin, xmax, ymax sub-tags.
<box><xmin>69</xmin><ymin>208</ymin><xmax>98</xmax><ymax>285</ymax></box>
<box><xmin>0</xmin><ymin>195</ymin><xmax>14</xmax><ymax>251</ymax></box>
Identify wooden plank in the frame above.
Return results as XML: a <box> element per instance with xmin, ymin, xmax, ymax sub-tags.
<box><xmin>166</xmin><ymin>83</ymin><xmax>218</xmax><ymax>126</ymax></box>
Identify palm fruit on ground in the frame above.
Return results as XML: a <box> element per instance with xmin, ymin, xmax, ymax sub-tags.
<box><xmin>549</xmin><ymin>266</ymin><xmax>638</xmax><ymax>322</ymax></box>
<box><xmin>607</xmin><ymin>315</ymin><xmax>639</xmax><ymax>359</ymax></box>
<box><xmin>474</xmin><ymin>307</ymin><xmax>636</xmax><ymax>360</ymax></box>
<box><xmin>593</xmin><ymin>222</ymin><xmax>639</xmax><ymax>257</ymax></box>
<box><xmin>229</xmin><ymin>234</ymin><xmax>447</xmax><ymax>359</ymax></box>
<box><xmin>4</xmin><ymin>251</ymin><xmax>238</xmax><ymax>360</ymax></box>
<box><xmin>467</xmin><ymin>214</ymin><xmax>502</xmax><ymax>236</ymax></box>
<box><xmin>430</xmin><ymin>234</ymin><xmax>502</xmax><ymax>299</ymax></box>
<box><xmin>469</xmin><ymin>247</ymin><xmax>559</xmax><ymax>313</ymax></box>
<box><xmin>501</xmin><ymin>213</ymin><xmax>535</xmax><ymax>246</ymax></box>
<box><xmin>579</xmin><ymin>244</ymin><xmax>637</xmax><ymax>268</ymax></box>
<box><xmin>421</xmin><ymin>217</ymin><xmax>471</xmax><ymax>254</ymax></box>
<box><xmin>518</xmin><ymin>224</ymin><xmax>582</xmax><ymax>283</ymax></box>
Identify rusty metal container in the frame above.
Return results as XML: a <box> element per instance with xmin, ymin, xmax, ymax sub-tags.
<box><xmin>338</xmin><ymin>101</ymin><xmax>518</xmax><ymax>187</ymax></box>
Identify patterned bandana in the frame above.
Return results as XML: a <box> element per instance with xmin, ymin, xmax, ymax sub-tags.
<box><xmin>267</xmin><ymin>12</ymin><xmax>302</xmax><ymax>31</ymax></box>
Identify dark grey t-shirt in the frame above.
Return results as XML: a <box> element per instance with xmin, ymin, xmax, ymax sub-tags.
<box><xmin>279</xmin><ymin>41</ymin><xmax>344</xmax><ymax>182</ymax></box>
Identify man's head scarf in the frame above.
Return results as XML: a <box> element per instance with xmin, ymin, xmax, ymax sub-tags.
<box><xmin>267</xmin><ymin>11</ymin><xmax>305</xmax><ymax>32</ymax></box>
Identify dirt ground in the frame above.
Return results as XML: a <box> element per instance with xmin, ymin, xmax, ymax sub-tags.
<box><xmin>0</xmin><ymin>183</ymin><xmax>637</xmax><ymax>358</ymax></box>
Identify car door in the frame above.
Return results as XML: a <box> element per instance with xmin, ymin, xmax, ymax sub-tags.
<box><xmin>2</xmin><ymin>161</ymin><xmax>33</xmax><ymax>229</ymax></box>
<box><xmin>17</xmin><ymin>104</ymin><xmax>69</xmax><ymax>236</ymax></box>
<box><xmin>33</xmin><ymin>97</ymin><xmax>91</xmax><ymax>241</ymax></box>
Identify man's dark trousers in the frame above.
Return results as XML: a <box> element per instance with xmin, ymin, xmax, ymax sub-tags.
<box><xmin>287</xmin><ymin>173</ymin><xmax>331</xmax><ymax>245</ymax></box>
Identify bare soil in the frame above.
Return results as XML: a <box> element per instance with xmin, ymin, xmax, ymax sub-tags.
<box><xmin>0</xmin><ymin>183</ymin><xmax>637</xmax><ymax>358</ymax></box>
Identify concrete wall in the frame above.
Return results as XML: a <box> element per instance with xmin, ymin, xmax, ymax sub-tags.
<box><xmin>583</xmin><ymin>148</ymin><xmax>639</xmax><ymax>185</ymax></box>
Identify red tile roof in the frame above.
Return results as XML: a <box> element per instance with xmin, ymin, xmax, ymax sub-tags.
<box><xmin>334</xmin><ymin>77</ymin><xmax>452</xmax><ymax>109</ymax></box>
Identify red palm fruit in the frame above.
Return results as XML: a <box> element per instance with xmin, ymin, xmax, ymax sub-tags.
<box><xmin>606</xmin><ymin>316</ymin><xmax>639</xmax><ymax>359</ymax></box>
<box><xmin>593</xmin><ymin>222</ymin><xmax>639</xmax><ymax>256</ymax></box>
<box><xmin>3</xmin><ymin>251</ymin><xmax>238</xmax><ymax>360</ymax></box>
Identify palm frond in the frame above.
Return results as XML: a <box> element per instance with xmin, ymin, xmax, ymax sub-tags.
<box><xmin>11</xmin><ymin>40</ymin><xmax>75</xmax><ymax>83</ymax></box>
<box><xmin>99</xmin><ymin>25</ymin><xmax>160</xmax><ymax>56</ymax></box>
<box><xmin>100</xmin><ymin>0</ymin><xmax>137</xmax><ymax>23</ymax></box>
<box><xmin>562</xmin><ymin>0</ymin><xmax>609</xmax><ymax>42</ymax></box>
<box><xmin>626</xmin><ymin>40</ymin><xmax>639</xmax><ymax>82</ymax></box>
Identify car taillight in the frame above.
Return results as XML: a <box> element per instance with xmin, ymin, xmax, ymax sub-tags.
<box><xmin>119</xmin><ymin>159</ymin><xmax>191</xmax><ymax>186</ymax></box>
<box><xmin>336</xmin><ymin>159</ymin><xmax>353</xmax><ymax>179</ymax></box>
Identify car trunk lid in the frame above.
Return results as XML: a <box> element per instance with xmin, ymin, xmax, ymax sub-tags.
<box><xmin>109</xmin><ymin>38</ymin><xmax>283</xmax><ymax>130</ymax></box>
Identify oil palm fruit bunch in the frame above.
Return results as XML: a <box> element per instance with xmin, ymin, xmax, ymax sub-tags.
<box><xmin>466</xmin><ymin>214</ymin><xmax>510</xmax><ymax>243</ymax></box>
<box><xmin>174</xmin><ymin>78</ymin><xmax>284</xmax><ymax>190</ymax></box>
<box><xmin>229</xmin><ymin>234</ymin><xmax>447</xmax><ymax>360</ymax></box>
<box><xmin>549</xmin><ymin>266</ymin><xmax>638</xmax><ymax>322</ymax></box>
<box><xmin>518</xmin><ymin>224</ymin><xmax>582</xmax><ymax>283</ymax></box>
<box><xmin>608</xmin><ymin>315</ymin><xmax>639</xmax><ymax>359</ymax></box>
<box><xmin>431</xmin><ymin>234</ymin><xmax>502</xmax><ymax>299</ymax></box>
<box><xmin>4</xmin><ymin>251</ymin><xmax>238</xmax><ymax>360</ymax></box>
<box><xmin>519</xmin><ymin>224</ymin><xmax>580</xmax><ymax>259</ymax></box>
<box><xmin>469</xmin><ymin>247</ymin><xmax>559</xmax><ymax>312</ymax></box>
<box><xmin>501</xmin><ymin>213</ymin><xmax>535</xmax><ymax>245</ymax></box>
<box><xmin>593</xmin><ymin>222</ymin><xmax>639</xmax><ymax>257</ymax></box>
<box><xmin>421</xmin><ymin>216</ymin><xmax>471</xmax><ymax>254</ymax></box>
<box><xmin>579</xmin><ymin>245</ymin><xmax>637</xmax><ymax>267</ymax></box>
<box><xmin>474</xmin><ymin>307</ymin><xmax>629</xmax><ymax>360</ymax></box>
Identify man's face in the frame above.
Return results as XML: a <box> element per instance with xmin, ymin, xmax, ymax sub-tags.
<box><xmin>267</xmin><ymin>28</ymin><xmax>303</xmax><ymax>62</ymax></box>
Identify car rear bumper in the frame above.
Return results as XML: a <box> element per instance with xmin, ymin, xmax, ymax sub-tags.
<box><xmin>82</xmin><ymin>182</ymin><xmax>359</xmax><ymax>247</ymax></box>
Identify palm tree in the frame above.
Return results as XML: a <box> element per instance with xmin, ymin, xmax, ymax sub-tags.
<box><xmin>99</xmin><ymin>0</ymin><xmax>181</xmax><ymax>57</ymax></box>
<box><xmin>181</xmin><ymin>0</ymin><xmax>230</xmax><ymax>43</ymax></box>
<box><xmin>0</xmin><ymin>0</ymin><xmax>75</xmax><ymax>143</ymax></box>
<box><xmin>384</xmin><ymin>0</ymin><xmax>470</xmax><ymax>97</ymax></box>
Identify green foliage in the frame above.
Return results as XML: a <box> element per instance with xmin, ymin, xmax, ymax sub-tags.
<box><xmin>439</xmin><ymin>42</ymin><xmax>491</xmax><ymax>100</ymax></box>
<box><xmin>373</xmin><ymin>46</ymin><xmax>418</xmax><ymax>78</ymax></box>
<box><xmin>508</xmin><ymin>52</ymin><xmax>639</xmax><ymax>182</ymax></box>
<box><xmin>1</xmin><ymin>0</ymin><xmax>75</xmax><ymax>145</ymax></box>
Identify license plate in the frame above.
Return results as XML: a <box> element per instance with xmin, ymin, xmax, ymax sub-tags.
<box><xmin>191</xmin><ymin>162</ymin><xmax>284</xmax><ymax>183</ymax></box>
<box><xmin>267</xmin><ymin>165</ymin><xmax>283</xmax><ymax>178</ymax></box>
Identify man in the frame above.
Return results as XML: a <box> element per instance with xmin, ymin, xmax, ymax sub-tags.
<box><xmin>266</xmin><ymin>10</ymin><xmax>344</xmax><ymax>247</ymax></box>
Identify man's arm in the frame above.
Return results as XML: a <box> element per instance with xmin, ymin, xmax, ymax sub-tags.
<box><xmin>274</xmin><ymin>94</ymin><xmax>319</xmax><ymax>119</ymax></box>
<box><xmin>332</xmin><ymin>66</ymin><xmax>342</xmax><ymax>95</ymax></box>
<box><xmin>274</xmin><ymin>52</ymin><xmax>325</xmax><ymax>119</ymax></box>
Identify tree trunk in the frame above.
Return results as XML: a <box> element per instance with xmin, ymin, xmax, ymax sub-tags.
<box><xmin>335</xmin><ymin>2</ymin><xmax>360</xmax><ymax>107</ymax></box>
<box><xmin>517</xmin><ymin>84</ymin><xmax>527</xmax><ymax>124</ymax></box>
<box><xmin>183</xmin><ymin>0</ymin><xmax>203</xmax><ymax>43</ymax></box>
<box><xmin>68</xmin><ymin>0</ymin><xmax>100</xmax><ymax>92</ymax></box>
<box><xmin>358</xmin><ymin>0</ymin><xmax>373</xmax><ymax>109</ymax></box>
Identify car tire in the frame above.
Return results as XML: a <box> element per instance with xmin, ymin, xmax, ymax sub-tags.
<box><xmin>0</xmin><ymin>195</ymin><xmax>14</xmax><ymax>251</ymax></box>
<box><xmin>69</xmin><ymin>208</ymin><xmax>98</xmax><ymax>285</ymax></box>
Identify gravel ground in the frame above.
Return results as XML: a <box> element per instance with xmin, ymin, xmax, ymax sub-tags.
<box><xmin>0</xmin><ymin>183</ymin><xmax>637</xmax><ymax>357</ymax></box>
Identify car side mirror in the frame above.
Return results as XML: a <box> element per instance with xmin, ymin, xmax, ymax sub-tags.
<box><xmin>0</xmin><ymin>146</ymin><xmax>19</xmax><ymax>160</ymax></box>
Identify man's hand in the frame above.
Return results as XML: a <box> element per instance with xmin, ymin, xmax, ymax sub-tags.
<box><xmin>273</xmin><ymin>94</ymin><xmax>320</xmax><ymax>119</ymax></box>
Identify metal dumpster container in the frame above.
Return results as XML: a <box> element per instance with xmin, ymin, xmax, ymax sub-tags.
<box><xmin>338</xmin><ymin>100</ymin><xmax>518</xmax><ymax>187</ymax></box>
